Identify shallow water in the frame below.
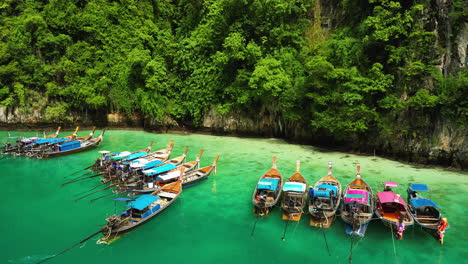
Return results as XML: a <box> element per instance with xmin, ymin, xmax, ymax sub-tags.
<box><xmin>0</xmin><ymin>129</ymin><xmax>465</xmax><ymax>264</ymax></box>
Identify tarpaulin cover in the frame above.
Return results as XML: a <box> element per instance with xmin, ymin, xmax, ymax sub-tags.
<box><xmin>377</xmin><ymin>191</ymin><xmax>406</xmax><ymax>206</ymax></box>
<box><xmin>21</xmin><ymin>137</ymin><xmax>42</xmax><ymax>143</ymax></box>
<box><xmin>344</xmin><ymin>189</ymin><xmax>369</xmax><ymax>204</ymax></box>
<box><xmin>315</xmin><ymin>184</ymin><xmax>339</xmax><ymax>197</ymax></box>
<box><xmin>142</xmin><ymin>204</ymin><xmax>161</xmax><ymax>218</ymax></box>
<box><xmin>283</xmin><ymin>182</ymin><xmax>306</xmax><ymax>192</ymax></box>
<box><xmin>124</xmin><ymin>152</ymin><xmax>147</xmax><ymax>161</ymax></box>
<box><xmin>110</xmin><ymin>151</ymin><xmax>133</xmax><ymax>160</ymax></box>
<box><xmin>257</xmin><ymin>177</ymin><xmax>280</xmax><ymax>191</ymax></box>
<box><xmin>51</xmin><ymin>138</ymin><xmax>69</xmax><ymax>144</ymax></box>
<box><xmin>156</xmin><ymin>170</ymin><xmax>181</xmax><ymax>181</ymax></box>
<box><xmin>124</xmin><ymin>158</ymin><xmax>148</xmax><ymax>165</ymax></box>
<box><xmin>410</xmin><ymin>198</ymin><xmax>440</xmax><ymax>208</ymax></box>
<box><xmin>126</xmin><ymin>195</ymin><xmax>159</xmax><ymax>210</ymax></box>
<box><xmin>59</xmin><ymin>141</ymin><xmax>80</xmax><ymax>151</ymax></box>
<box><xmin>34</xmin><ymin>138</ymin><xmax>54</xmax><ymax>144</ymax></box>
<box><xmin>143</xmin><ymin>164</ymin><xmax>176</xmax><ymax>176</ymax></box>
<box><xmin>143</xmin><ymin>160</ymin><xmax>163</xmax><ymax>169</ymax></box>
<box><xmin>409</xmin><ymin>184</ymin><xmax>429</xmax><ymax>192</ymax></box>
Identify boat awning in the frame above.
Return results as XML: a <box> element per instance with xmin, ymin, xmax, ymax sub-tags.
<box><xmin>126</xmin><ymin>195</ymin><xmax>159</xmax><ymax>210</ymax></box>
<box><xmin>22</xmin><ymin>137</ymin><xmax>42</xmax><ymax>143</ymax></box>
<box><xmin>283</xmin><ymin>182</ymin><xmax>306</xmax><ymax>192</ymax></box>
<box><xmin>409</xmin><ymin>184</ymin><xmax>429</xmax><ymax>192</ymax></box>
<box><xmin>410</xmin><ymin>198</ymin><xmax>440</xmax><ymax>208</ymax></box>
<box><xmin>124</xmin><ymin>152</ymin><xmax>147</xmax><ymax>160</ymax></box>
<box><xmin>143</xmin><ymin>164</ymin><xmax>176</xmax><ymax>176</ymax></box>
<box><xmin>110</xmin><ymin>151</ymin><xmax>132</xmax><ymax>160</ymax></box>
<box><xmin>257</xmin><ymin>177</ymin><xmax>280</xmax><ymax>191</ymax></box>
<box><xmin>34</xmin><ymin>138</ymin><xmax>54</xmax><ymax>144</ymax></box>
<box><xmin>344</xmin><ymin>189</ymin><xmax>369</xmax><ymax>205</ymax></box>
<box><xmin>156</xmin><ymin>170</ymin><xmax>181</xmax><ymax>181</ymax></box>
<box><xmin>315</xmin><ymin>184</ymin><xmax>339</xmax><ymax>195</ymax></box>
<box><xmin>377</xmin><ymin>191</ymin><xmax>406</xmax><ymax>206</ymax></box>
<box><xmin>384</xmin><ymin>181</ymin><xmax>398</xmax><ymax>188</ymax></box>
<box><xmin>143</xmin><ymin>160</ymin><xmax>163</xmax><ymax>169</ymax></box>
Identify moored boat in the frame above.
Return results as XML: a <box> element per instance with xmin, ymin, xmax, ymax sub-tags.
<box><xmin>181</xmin><ymin>155</ymin><xmax>219</xmax><ymax>188</ymax></box>
<box><xmin>309</xmin><ymin>161</ymin><xmax>342</xmax><ymax>228</ymax></box>
<box><xmin>340</xmin><ymin>164</ymin><xmax>374</xmax><ymax>237</ymax></box>
<box><xmin>252</xmin><ymin>156</ymin><xmax>283</xmax><ymax>217</ymax></box>
<box><xmin>281</xmin><ymin>161</ymin><xmax>308</xmax><ymax>221</ymax></box>
<box><xmin>406</xmin><ymin>184</ymin><xmax>449</xmax><ymax>244</ymax></box>
<box><xmin>375</xmin><ymin>182</ymin><xmax>414</xmax><ymax>239</ymax></box>
<box><xmin>37</xmin><ymin>129</ymin><xmax>105</xmax><ymax>158</ymax></box>
<box><xmin>98</xmin><ymin>170</ymin><xmax>183</xmax><ymax>244</ymax></box>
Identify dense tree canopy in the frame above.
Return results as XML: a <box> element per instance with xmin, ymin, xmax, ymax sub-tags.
<box><xmin>0</xmin><ymin>0</ymin><xmax>466</xmax><ymax>138</ymax></box>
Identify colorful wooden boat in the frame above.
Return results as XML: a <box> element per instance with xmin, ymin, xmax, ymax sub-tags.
<box><xmin>252</xmin><ymin>156</ymin><xmax>283</xmax><ymax>217</ymax></box>
<box><xmin>36</xmin><ymin>129</ymin><xmax>105</xmax><ymax>158</ymax></box>
<box><xmin>181</xmin><ymin>155</ymin><xmax>219</xmax><ymax>188</ymax></box>
<box><xmin>75</xmin><ymin>127</ymin><xmax>96</xmax><ymax>141</ymax></box>
<box><xmin>340</xmin><ymin>164</ymin><xmax>374</xmax><ymax>237</ymax></box>
<box><xmin>93</xmin><ymin>141</ymin><xmax>155</xmax><ymax>171</ymax></box>
<box><xmin>281</xmin><ymin>161</ymin><xmax>308</xmax><ymax>221</ymax></box>
<box><xmin>375</xmin><ymin>182</ymin><xmax>414</xmax><ymax>239</ymax></box>
<box><xmin>309</xmin><ymin>161</ymin><xmax>342</xmax><ymax>228</ymax></box>
<box><xmin>117</xmin><ymin>150</ymin><xmax>203</xmax><ymax>193</ymax></box>
<box><xmin>406</xmin><ymin>184</ymin><xmax>449</xmax><ymax>244</ymax></box>
<box><xmin>98</xmin><ymin>172</ymin><xmax>183</xmax><ymax>244</ymax></box>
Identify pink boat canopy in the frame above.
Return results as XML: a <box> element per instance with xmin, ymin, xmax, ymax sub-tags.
<box><xmin>377</xmin><ymin>191</ymin><xmax>406</xmax><ymax>206</ymax></box>
<box><xmin>344</xmin><ymin>190</ymin><xmax>369</xmax><ymax>205</ymax></box>
<box><xmin>384</xmin><ymin>181</ymin><xmax>398</xmax><ymax>188</ymax></box>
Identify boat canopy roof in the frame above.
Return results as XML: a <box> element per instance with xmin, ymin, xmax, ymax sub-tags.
<box><xmin>110</xmin><ymin>151</ymin><xmax>133</xmax><ymax>160</ymax></box>
<box><xmin>22</xmin><ymin>137</ymin><xmax>42</xmax><ymax>143</ymax></box>
<box><xmin>344</xmin><ymin>189</ymin><xmax>369</xmax><ymax>205</ymax></box>
<box><xmin>257</xmin><ymin>177</ymin><xmax>280</xmax><ymax>191</ymax></box>
<box><xmin>409</xmin><ymin>184</ymin><xmax>429</xmax><ymax>192</ymax></box>
<box><xmin>125</xmin><ymin>152</ymin><xmax>148</xmax><ymax>161</ymax></box>
<box><xmin>410</xmin><ymin>198</ymin><xmax>440</xmax><ymax>208</ymax></box>
<box><xmin>283</xmin><ymin>182</ymin><xmax>306</xmax><ymax>192</ymax></box>
<box><xmin>313</xmin><ymin>184</ymin><xmax>339</xmax><ymax>198</ymax></box>
<box><xmin>156</xmin><ymin>170</ymin><xmax>180</xmax><ymax>181</ymax></box>
<box><xmin>35</xmin><ymin>138</ymin><xmax>68</xmax><ymax>144</ymax></box>
<box><xmin>377</xmin><ymin>191</ymin><xmax>406</xmax><ymax>206</ymax></box>
<box><xmin>384</xmin><ymin>181</ymin><xmax>398</xmax><ymax>188</ymax></box>
<box><xmin>143</xmin><ymin>160</ymin><xmax>163</xmax><ymax>169</ymax></box>
<box><xmin>126</xmin><ymin>195</ymin><xmax>159</xmax><ymax>210</ymax></box>
<box><xmin>123</xmin><ymin>158</ymin><xmax>146</xmax><ymax>165</ymax></box>
<box><xmin>143</xmin><ymin>164</ymin><xmax>176</xmax><ymax>176</ymax></box>
<box><xmin>60</xmin><ymin>140</ymin><xmax>79</xmax><ymax>147</ymax></box>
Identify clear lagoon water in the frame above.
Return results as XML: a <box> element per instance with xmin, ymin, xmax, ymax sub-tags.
<box><xmin>0</xmin><ymin>129</ymin><xmax>465</xmax><ymax>264</ymax></box>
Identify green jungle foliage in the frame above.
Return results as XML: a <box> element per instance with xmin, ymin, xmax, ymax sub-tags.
<box><xmin>0</xmin><ymin>0</ymin><xmax>466</xmax><ymax>139</ymax></box>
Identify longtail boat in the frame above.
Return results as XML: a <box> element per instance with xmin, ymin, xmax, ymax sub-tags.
<box><xmin>2</xmin><ymin>127</ymin><xmax>62</xmax><ymax>154</ymax></box>
<box><xmin>110</xmin><ymin>148</ymin><xmax>189</xmax><ymax>186</ymax></box>
<box><xmin>252</xmin><ymin>156</ymin><xmax>283</xmax><ymax>217</ymax></box>
<box><xmin>62</xmin><ymin>126</ymin><xmax>80</xmax><ymax>140</ymax></box>
<box><xmin>76</xmin><ymin>127</ymin><xmax>96</xmax><ymax>141</ymax></box>
<box><xmin>280</xmin><ymin>161</ymin><xmax>307</xmax><ymax>221</ymax></box>
<box><xmin>121</xmin><ymin>150</ymin><xmax>203</xmax><ymax>193</ymax></box>
<box><xmin>406</xmin><ymin>184</ymin><xmax>449</xmax><ymax>244</ymax></box>
<box><xmin>98</xmin><ymin>171</ymin><xmax>183</xmax><ymax>244</ymax></box>
<box><xmin>36</xmin><ymin>129</ymin><xmax>105</xmax><ymax>158</ymax></box>
<box><xmin>181</xmin><ymin>155</ymin><xmax>219</xmax><ymax>188</ymax></box>
<box><xmin>93</xmin><ymin>141</ymin><xmax>155</xmax><ymax>171</ymax></box>
<box><xmin>309</xmin><ymin>161</ymin><xmax>342</xmax><ymax>228</ymax></box>
<box><xmin>340</xmin><ymin>164</ymin><xmax>374</xmax><ymax>237</ymax></box>
<box><xmin>375</xmin><ymin>182</ymin><xmax>414</xmax><ymax>239</ymax></box>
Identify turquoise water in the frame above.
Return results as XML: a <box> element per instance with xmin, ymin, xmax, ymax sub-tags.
<box><xmin>0</xmin><ymin>129</ymin><xmax>465</xmax><ymax>264</ymax></box>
